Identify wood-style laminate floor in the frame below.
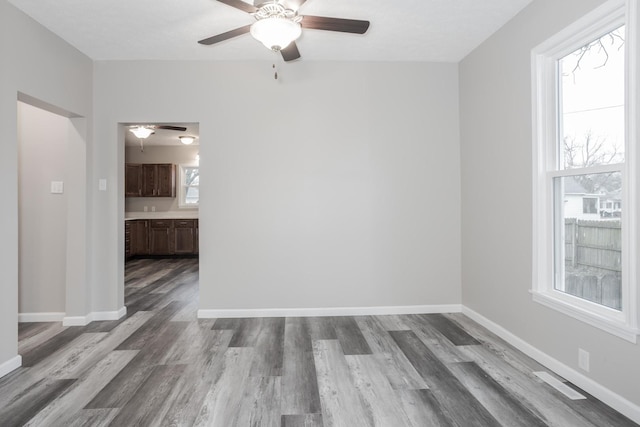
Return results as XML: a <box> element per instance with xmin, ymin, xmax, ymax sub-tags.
<box><xmin>1</xmin><ymin>258</ymin><xmax>637</xmax><ymax>426</ymax></box>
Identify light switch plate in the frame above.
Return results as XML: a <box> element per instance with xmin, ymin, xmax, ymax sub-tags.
<box><xmin>50</xmin><ymin>181</ymin><xmax>64</xmax><ymax>194</ymax></box>
<box><xmin>99</xmin><ymin>179</ymin><xmax>107</xmax><ymax>191</ymax></box>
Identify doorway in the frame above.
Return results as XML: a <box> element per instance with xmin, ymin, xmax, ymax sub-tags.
<box><xmin>16</xmin><ymin>96</ymin><xmax>88</xmax><ymax>355</ymax></box>
<box><xmin>121</xmin><ymin>122</ymin><xmax>200</xmax><ymax>314</ymax></box>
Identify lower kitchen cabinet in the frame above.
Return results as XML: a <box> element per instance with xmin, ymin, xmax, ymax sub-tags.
<box><xmin>174</xmin><ymin>219</ymin><xmax>196</xmax><ymax>254</ymax></box>
<box><xmin>126</xmin><ymin>218</ymin><xmax>198</xmax><ymax>258</ymax></box>
<box><xmin>129</xmin><ymin>220</ymin><xmax>149</xmax><ymax>256</ymax></box>
<box><xmin>150</xmin><ymin>219</ymin><xmax>172</xmax><ymax>255</ymax></box>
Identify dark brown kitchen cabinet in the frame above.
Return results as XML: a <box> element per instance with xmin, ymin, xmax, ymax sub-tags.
<box><xmin>126</xmin><ymin>220</ymin><xmax>149</xmax><ymax>258</ymax></box>
<box><xmin>150</xmin><ymin>219</ymin><xmax>172</xmax><ymax>255</ymax></box>
<box><xmin>174</xmin><ymin>219</ymin><xmax>196</xmax><ymax>254</ymax></box>
<box><xmin>125</xmin><ymin>221</ymin><xmax>131</xmax><ymax>258</ymax></box>
<box><xmin>126</xmin><ymin>218</ymin><xmax>198</xmax><ymax>258</ymax></box>
<box><xmin>125</xmin><ymin>164</ymin><xmax>143</xmax><ymax>197</ymax></box>
<box><xmin>125</xmin><ymin>163</ymin><xmax>175</xmax><ymax>198</ymax></box>
<box><xmin>195</xmin><ymin>219</ymin><xmax>199</xmax><ymax>254</ymax></box>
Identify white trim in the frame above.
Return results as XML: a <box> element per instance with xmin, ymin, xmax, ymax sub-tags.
<box><xmin>0</xmin><ymin>356</ymin><xmax>22</xmax><ymax>379</ymax></box>
<box><xmin>462</xmin><ymin>306</ymin><xmax>640</xmax><ymax>425</ymax></box>
<box><xmin>18</xmin><ymin>312</ymin><xmax>65</xmax><ymax>323</ymax></box>
<box><xmin>62</xmin><ymin>316</ymin><xmax>91</xmax><ymax>326</ymax></box>
<box><xmin>549</xmin><ymin>164</ymin><xmax>624</xmax><ymax>177</ymax></box>
<box><xmin>62</xmin><ymin>306</ymin><xmax>127</xmax><ymax>326</ymax></box>
<box><xmin>93</xmin><ymin>306</ymin><xmax>127</xmax><ymax>321</ymax></box>
<box><xmin>532</xmin><ymin>291</ymin><xmax>638</xmax><ymax>342</ymax></box>
<box><xmin>177</xmin><ymin>164</ymin><xmax>199</xmax><ymax>209</ymax></box>
<box><xmin>197</xmin><ymin>304</ymin><xmax>462</xmax><ymax>319</ymax></box>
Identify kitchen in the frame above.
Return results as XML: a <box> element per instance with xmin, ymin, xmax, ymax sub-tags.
<box><xmin>124</xmin><ymin>123</ymin><xmax>199</xmax><ymax>259</ymax></box>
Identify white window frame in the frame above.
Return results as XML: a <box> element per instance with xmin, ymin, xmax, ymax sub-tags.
<box><xmin>531</xmin><ymin>0</ymin><xmax>639</xmax><ymax>342</ymax></box>
<box><xmin>178</xmin><ymin>163</ymin><xmax>199</xmax><ymax>209</ymax></box>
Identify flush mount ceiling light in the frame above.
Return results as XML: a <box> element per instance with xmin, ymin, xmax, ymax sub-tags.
<box><xmin>179</xmin><ymin>136</ymin><xmax>196</xmax><ymax>145</ymax></box>
<box><xmin>128</xmin><ymin>124</ymin><xmax>189</xmax><ymax>152</ymax></box>
<box><xmin>250</xmin><ymin>3</ymin><xmax>301</xmax><ymax>51</ymax></box>
<box><xmin>129</xmin><ymin>126</ymin><xmax>155</xmax><ymax>139</ymax></box>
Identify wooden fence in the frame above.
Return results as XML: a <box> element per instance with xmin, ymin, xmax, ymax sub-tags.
<box><xmin>564</xmin><ymin>218</ymin><xmax>621</xmax><ymax>309</ymax></box>
<box><xmin>564</xmin><ymin>219</ymin><xmax>621</xmax><ymax>272</ymax></box>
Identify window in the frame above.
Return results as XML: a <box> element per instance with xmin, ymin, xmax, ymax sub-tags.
<box><xmin>582</xmin><ymin>197</ymin><xmax>598</xmax><ymax>214</ymax></box>
<box><xmin>532</xmin><ymin>0</ymin><xmax>638</xmax><ymax>341</ymax></box>
<box><xmin>178</xmin><ymin>165</ymin><xmax>199</xmax><ymax>208</ymax></box>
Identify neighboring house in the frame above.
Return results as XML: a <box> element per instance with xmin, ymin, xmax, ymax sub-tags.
<box><xmin>600</xmin><ymin>192</ymin><xmax>622</xmax><ymax>218</ymax></box>
<box><xmin>563</xmin><ymin>176</ymin><xmax>600</xmax><ymax>220</ymax></box>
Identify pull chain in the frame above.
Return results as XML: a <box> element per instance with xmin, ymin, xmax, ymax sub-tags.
<box><xmin>273</xmin><ymin>63</ymin><xmax>278</xmax><ymax>80</ymax></box>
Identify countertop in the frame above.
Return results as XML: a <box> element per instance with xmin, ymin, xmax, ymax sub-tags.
<box><xmin>125</xmin><ymin>211</ymin><xmax>199</xmax><ymax>220</ymax></box>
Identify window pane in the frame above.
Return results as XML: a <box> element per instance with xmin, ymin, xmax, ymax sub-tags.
<box><xmin>185</xmin><ymin>186</ymin><xmax>199</xmax><ymax>204</ymax></box>
<box><xmin>184</xmin><ymin>167</ymin><xmax>199</xmax><ymax>186</ymax></box>
<box><xmin>554</xmin><ymin>173</ymin><xmax>622</xmax><ymax>310</ymax></box>
<box><xmin>582</xmin><ymin>198</ymin><xmax>597</xmax><ymax>214</ymax></box>
<box><xmin>559</xmin><ymin>26</ymin><xmax>625</xmax><ymax>169</ymax></box>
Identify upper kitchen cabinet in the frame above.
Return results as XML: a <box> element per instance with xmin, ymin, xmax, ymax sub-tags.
<box><xmin>125</xmin><ymin>164</ymin><xmax>142</xmax><ymax>197</ymax></box>
<box><xmin>142</xmin><ymin>164</ymin><xmax>175</xmax><ymax>197</ymax></box>
<box><xmin>126</xmin><ymin>163</ymin><xmax>176</xmax><ymax>198</ymax></box>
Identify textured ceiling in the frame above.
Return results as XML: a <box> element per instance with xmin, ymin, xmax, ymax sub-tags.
<box><xmin>8</xmin><ymin>0</ymin><xmax>533</xmax><ymax>62</ymax></box>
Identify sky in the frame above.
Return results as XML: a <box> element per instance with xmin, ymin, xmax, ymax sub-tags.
<box><xmin>560</xmin><ymin>25</ymin><xmax>626</xmax><ymax>168</ymax></box>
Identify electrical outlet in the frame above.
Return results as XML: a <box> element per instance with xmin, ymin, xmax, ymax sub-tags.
<box><xmin>50</xmin><ymin>181</ymin><xmax>64</xmax><ymax>194</ymax></box>
<box><xmin>578</xmin><ymin>348</ymin><xmax>590</xmax><ymax>372</ymax></box>
<box><xmin>144</xmin><ymin>206</ymin><xmax>148</xmax><ymax>212</ymax></box>
<box><xmin>151</xmin><ymin>206</ymin><xmax>156</xmax><ymax>212</ymax></box>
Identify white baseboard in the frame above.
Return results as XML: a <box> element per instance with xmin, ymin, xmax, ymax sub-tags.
<box><xmin>62</xmin><ymin>306</ymin><xmax>127</xmax><ymax>326</ymax></box>
<box><xmin>197</xmin><ymin>304</ymin><xmax>462</xmax><ymax>319</ymax></box>
<box><xmin>18</xmin><ymin>312</ymin><xmax>65</xmax><ymax>323</ymax></box>
<box><xmin>0</xmin><ymin>355</ymin><xmax>22</xmax><ymax>378</ymax></box>
<box><xmin>92</xmin><ymin>306</ymin><xmax>127</xmax><ymax>321</ymax></box>
<box><xmin>461</xmin><ymin>305</ymin><xmax>640</xmax><ymax>425</ymax></box>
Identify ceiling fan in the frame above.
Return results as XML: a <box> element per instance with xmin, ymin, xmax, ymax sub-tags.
<box><xmin>128</xmin><ymin>125</ymin><xmax>190</xmax><ymax>151</ymax></box>
<box><xmin>198</xmin><ymin>0</ymin><xmax>370</xmax><ymax>62</ymax></box>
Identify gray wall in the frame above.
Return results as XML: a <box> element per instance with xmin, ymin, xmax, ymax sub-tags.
<box><xmin>0</xmin><ymin>0</ymin><xmax>93</xmax><ymax>366</ymax></box>
<box><xmin>459</xmin><ymin>0</ymin><xmax>640</xmax><ymax>408</ymax></box>
<box><xmin>125</xmin><ymin>144</ymin><xmax>200</xmax><ymax>213</ymax></box>
<box><xmin>93</xmin><ymin>61</ymin><xmax>462</xmax><ymax>313</ymax></box>
<box><xmin>18</xmin><ymin>102</ymin><xmax>68</xmax><ymax>314</ymax></box>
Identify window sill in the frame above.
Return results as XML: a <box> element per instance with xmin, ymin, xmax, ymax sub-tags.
<box><xmin>531</xmin><ymin>290</ymin><xmax>638</xmax><ymax>343</ymax></box>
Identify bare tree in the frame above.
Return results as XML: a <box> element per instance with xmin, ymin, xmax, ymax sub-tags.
<box><xmin>565</xmin><ymin>28</ymin><xmax>625</xmax><ymax>79</ymax></box>
<box><xmin>563</xmin><ymin>132</ymin><xmax>622</xmax><ymax>193</ymax></box>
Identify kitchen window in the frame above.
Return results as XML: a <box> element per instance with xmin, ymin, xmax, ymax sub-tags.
<box><xmin>179</xmin><ymin>165</ymin><xmax>199</xmax><ymax>208</ymax></box>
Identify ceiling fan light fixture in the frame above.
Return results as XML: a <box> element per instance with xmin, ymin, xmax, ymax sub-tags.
<box><xmin>250</xmin><ymin>16</ymin><xmax>301</xmax><ymax>51</ymax></box>
<box><xmin>179</xmin><ymin>136</ymin><xmax>196</xmax><ymax>145</ymax></box>
<box><xmin>129</xmin><ymin>126</ymin><xmax>154</xmax><ymax>139</ymax></box>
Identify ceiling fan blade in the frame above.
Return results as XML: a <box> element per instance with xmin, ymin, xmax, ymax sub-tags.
<box><xmin>156</xmin><ymin>125</ymin><xmax>187</xmax><ymax>132</ymax></box>
<box><xmin>217</xmin><ymin>0</ymin><xmax>258</xmax><ymax>13</ymax></box>
<box><xmin>301</xmin><ymin>16</ymin><xmax>370</xmax><ymax>34</ymax></box>
<box><xmin>281</xmin><ymin>42</ymin><xmax>301</xmax><ymax>62</ymax></box>
<box><xmin>198</xmin><ymin>24</ymin><xmax>252</xmax><ymax>45</ymax></box>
